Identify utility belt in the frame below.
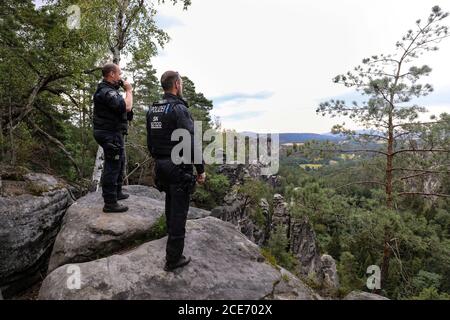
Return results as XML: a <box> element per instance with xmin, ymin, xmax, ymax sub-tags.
<box><xmin>94</xmin><ymin>120</ymin><xmax>128</xmax><ymax>133</ymax></box>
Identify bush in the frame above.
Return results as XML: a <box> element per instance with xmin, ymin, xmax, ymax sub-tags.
<box><xmin>192</xmin><ymin>170</ymin><xmax>230</xmax><ymax>209</ymax></box>
<box><xmin>265</xmin><ymin>225</ymin><xmax>297</xmax><ymax>272</ymax></box>
<box><xmin>411</xmin><ymin>287</ymin><xmax>450</xmax><ymax>300</ymax></box>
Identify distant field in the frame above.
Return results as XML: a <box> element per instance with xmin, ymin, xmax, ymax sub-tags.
<box><xmin>299</xmin><ymin>164</ymin><xmax>323</xmax><ymax>170</ymax></box>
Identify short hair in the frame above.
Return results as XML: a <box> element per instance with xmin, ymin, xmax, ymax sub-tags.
<box><xmin>102</xmin><ymin>63</ymin><xmax>118</xmax><ymax>77</ymax></box>
<box><xmin>161</xmin><ymin>71</ymin><xmax>180</xmax><ymax>92</ymax></box>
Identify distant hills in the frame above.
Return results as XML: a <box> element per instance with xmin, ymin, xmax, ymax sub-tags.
<box><xmin>239</xmin><ymin>132</ymin><xmax>343</xmax><ymax>144</ymax></box>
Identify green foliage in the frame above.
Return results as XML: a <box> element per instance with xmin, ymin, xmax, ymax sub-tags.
<box><xmin>181</xmin><ymin>77</ymin><xmax>214</xmax><ymax>132</ymax></box>
<box><xmin>411</xmin><ymin>287</ymin><xmax>450</xmax><ymax>300</ymax></box>
<box><xmin>280</xmin><ymin>156</ymin><xmax>450</xmax><ymax>299</ymax></box>
<box><xmin>148</xmin><ymin>215</ymin><xmax>167</xmax><ymax>240</ymax></box>
<box><xmin>238</xmin><ymin>179</ymin><xmax>273</xmax><ymax>207</ymax></box>
<box><xmin>192</xmin><ymin>166</ymin><xmax>230</xmax><ymax>210</ymax></box>
<box><xmin>412</xmin><ymin>270</ymin><xmax>442</xmax><ymax>292</ymax></box>
<box><xmin>260</xmin><ymin>248</ymin><xmax>278</xmax><ymax>268</ymax></box>
<box><xmin>265</xmin><ymin>226</ymin><xmax>297</xmax><ymax>272</ymax></box>
<box><xmin>0</xmin><ymin>0</ymin><xmax>194</xmax><ymax>186</ymax></box>
<box><xmin>337</xmin><ymin>251</ymin><xmax>365</xmax><ymax>294</ymax></box>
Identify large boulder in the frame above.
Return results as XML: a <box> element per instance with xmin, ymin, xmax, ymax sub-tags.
<box><xmin>0</xmin><ymin>173</ymin><xmax>72</xmax><ymax>298</ymax></box>
<box><xmin>343</xmin><ymin>291</ymin><xmax>389</xmax><ymax>300</ymax></box>
<box><xmin>47</xmin><ymin>186</ymin><xmax>210</xmax><ymax>272</ymax></box>
<box><xmin>39</xmin><ymin>217</ymin><xmax>319</xmax><ymax>300</ymax></box>
<box><xmin>122</xmin><ymin>185</ymin><xmax>165</xmax><ymax>201</ymax></box>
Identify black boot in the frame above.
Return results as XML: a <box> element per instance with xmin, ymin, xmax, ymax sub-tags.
<box><xmin>164</xmin><ymin>255</ymin><xmax>191</xmax><ymax>272</ymax></box>
<box><xmin>117</xmin><ymin>192</ymin><xmax>130</xmax><ymax>200</ymax></box>
<box><xmin>103</xmin><ymin>202</ymin><xmax>129</xmax><ymax>213</ymax></box>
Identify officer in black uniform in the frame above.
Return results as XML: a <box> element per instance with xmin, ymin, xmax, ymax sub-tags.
<box><xmin>147</xmin><ymin>71</ymin><xmax>206</xmax><ymax>272</ymax></box>
<box><xmin>93</xmin><ymin>63</ymin><xmax>134</xmax><ymax>213</ymax></box>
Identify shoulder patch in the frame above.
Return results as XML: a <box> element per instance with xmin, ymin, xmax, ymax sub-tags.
<box><xmin>106</xmin><ymin>90</ymin><xmax>119</xmax><ymax>98</ymax></box>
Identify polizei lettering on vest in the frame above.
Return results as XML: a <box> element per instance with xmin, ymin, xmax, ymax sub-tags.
<box><xmin>151</xmin><ymin>105</ymin><xmax>167</xmax><ymax>113</ymax></box>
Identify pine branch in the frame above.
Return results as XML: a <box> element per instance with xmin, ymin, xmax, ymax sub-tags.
<box><xmin>398</xmin><ymin>192</ymin><xmax>450</xmax><ymax>198</ymax></box>
<box><xmin>393</xmin><ymin>121</ymin><xmax>446</xmax><ymax>128</ymax></box>
<box><xmin>336</xmin><ymin>181</ymin><xmax>385</xmax><ymax>189</ymax></box>
<box><xmin>394</xmin><ymin>171</ymin><xmax>441</xmax><ymax>182</ymax></box>
<box><xmin>392</xmin><ymin>148</ymin><xmax>450</xmax><ymax>156</ymax></box>
<box><xmin>309</xmin><ymin>148</ymin><xmax>388</xmax><ymax>156</ymax></box>
<box><xmin>391</xmin><ymin>168</ymin><xmax>450</xmax><ymax>174</ymax></box>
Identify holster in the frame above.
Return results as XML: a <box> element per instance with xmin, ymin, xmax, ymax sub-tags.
<box><xmin>104</xmin><ymin>142</ymin><xmax>121</xmax><ymax>161</ymax></box>
<box><xmin>182</xmin><ymin>173</ymin><xmax>197</xmax><ymax>195</ymax></box>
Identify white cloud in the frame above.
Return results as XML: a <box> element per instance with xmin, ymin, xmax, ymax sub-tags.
<box><xmin>153</xmin><ymin>0</ymin><xmax>450</xmax><ymax>133</ymax></box>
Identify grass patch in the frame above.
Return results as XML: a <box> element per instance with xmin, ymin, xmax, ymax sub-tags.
<box><xmin>148</xmin><ymin>215</ymin><xmax>167</xmax><ymax>240</ymax></box>
<box><xmin>261</xmin><ymin>248</ymin><xmax>278</xmax><ymax>268</ymax></box>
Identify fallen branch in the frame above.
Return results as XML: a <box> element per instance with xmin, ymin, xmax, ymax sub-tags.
<box><xmin>27</xmin><ymin>118</ymin><xmax>81</xmax><ymax>177</ymax></box>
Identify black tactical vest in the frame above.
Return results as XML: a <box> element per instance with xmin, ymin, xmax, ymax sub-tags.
<box><xmin>146</xmin><ymin>99</ymin><xmax>180</xmax><ymax>157</ymax></box>
<box><xmin>93</xmin><ymin>81</ymin><xmax>128</xmax><ymax>133</ymax></box>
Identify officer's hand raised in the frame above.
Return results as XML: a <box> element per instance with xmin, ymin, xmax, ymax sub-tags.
<box><xmin>123</xmin><ymin>80</ymin><xmax>133</xmax><ymax>92</ymax></box>
<box><xmin>197</xmin><ymin>172</ymin><xmax>206</xmax><ymax>185</ymax></box>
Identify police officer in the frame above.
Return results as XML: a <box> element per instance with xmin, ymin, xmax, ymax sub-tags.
<box><xmin>147</xmin><ymin>71</ymin><xmax>206</xmax><ymax>272</ymax></box>
<box><xmin>93</xmin><ymin>63</ymin><xmax>134</xmax><ymax>213</ymax></box>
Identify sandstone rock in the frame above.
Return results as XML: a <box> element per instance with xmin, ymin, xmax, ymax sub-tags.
<box><xmin>24</xmin><ymin>173</ymin><xmax>61</xmax><ymax>192</ymax></box>
<box><xmin>122</xmin><ymin>185</ymin><xmax>165</xmax><ymax>201</ymax></box>
<box><xmin>271</xmin><ymin>194</ymin><xmax>290</xmax><ymax>233</ymax></box>
<box><xmin>321</xmin><ymin>254</ymin><xmax>339</xmax><ymax>290</ymax></box>
<box><xmin>39</xmin><ymin>217</ymin><xmax>319</xmax><ymax>300</ymax></box>
<box><xmin>216</xmin><ymin>163</ymin><xmax>262</xmax><ymax>186</ymax></box>
<box><xmin>0</xmin><ymin>183</ymin><xmax>72</xmax><ymax>297</ymax></box>
<box><xmin>290</xmin><ymin>217</ymin><xmax>323</xmax><ymax>279</ymax></box>
<box><xmin>212</xmin><ymin>187</ymin><xmax>267</xmax><ymax>246</ymax></box>
<box><xmin>47</xmin><ymin>187</ymin><xmax>210</xmax><ymax>272</ymax></box>
<box><xmin>265</xmin><ymin>175</ymin><xmax>282</xmax><ymax>189</ymax></box>
<box><xmin>343</xmin><ymin>290</ymin><xmax>389</xmax><ymax>300</ymax></box>
<box><xmin>259</xmin><ymin>198</ymin><xmax>270</xmax><ymax>218</ymax></box>
<box><xmin>122</xmin><ymin>185</ymin><xmax>209</xmax><ymax>219</ymax></box>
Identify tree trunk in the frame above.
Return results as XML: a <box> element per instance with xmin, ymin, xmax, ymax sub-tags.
<box><xmin>81</xmin><ymin>89</ymin><xmax>86</xmax><ymax>177</ymax></box>
<box><xmin>92</xmin><ymin>146</ymin><xmax>104</xmax><ymax>192</ymax></box>
<box><xmin>0</xmin><ymin>102</ymin><xmax>5</xmax><ymax>160</ymax></box>
<box><xmin>381</xmin><ymin>91</ymin><xmax>396</xmax><ymax>292</ymax></box>
<box><xmin>8</xmin><ymin>97</ymin><xmax>16</xmax><ymax>166</ymax></box>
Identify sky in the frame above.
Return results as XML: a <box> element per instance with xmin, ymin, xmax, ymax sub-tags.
<box><xmin>32</xmin><ymin>0</ymin><xmax>450</xmax><ymax>133</ymax></box>
<box><xmin>152</xmin><ymin>0</ymin><xmax>450</xmax><ymax>133</ymax></box>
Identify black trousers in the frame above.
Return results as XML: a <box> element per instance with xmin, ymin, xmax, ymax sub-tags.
<box><xmin>155</xmin><ymin>159</ymin><xmax>195</xmax><ymax>264</ymax></box>
<box><xmin>94</xmin><ymin>130</ymin><xmax>125</xmax><ymax>204</ymax></box>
